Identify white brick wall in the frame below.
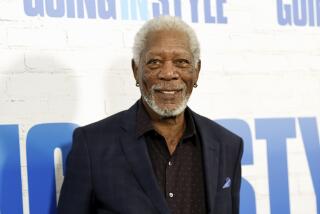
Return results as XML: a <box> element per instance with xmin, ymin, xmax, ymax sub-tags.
<box><xmin>1</xmin><ymin>0</ymin><xmax>320</xmax><ymax>213</ymax></box>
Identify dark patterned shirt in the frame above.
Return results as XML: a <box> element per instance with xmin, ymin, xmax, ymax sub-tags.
<box><xmin>136</xmin><ymin>101</ymin><xmax>207</xmax><ymax>214</ymax></box>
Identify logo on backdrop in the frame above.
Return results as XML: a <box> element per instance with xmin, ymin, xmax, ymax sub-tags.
<box><xmin>23</xmin><ymin>0</ymin><xmax>320</xmax><ymax>26</ymax></box>
<box><xmin>277</xmin><ymin>0</ymin><xmax>320</xmax><ymax>26</ymax></box>
<box><xmin>23</xmin><ymin>0</ymin><xmax>228</xmax><ymax>24</ymax></box>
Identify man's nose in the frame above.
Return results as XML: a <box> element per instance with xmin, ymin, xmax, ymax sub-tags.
<box><xmin>158</xmin><ymin>61</ymin><xmax>179</xmax><ymax>80</ymax></box>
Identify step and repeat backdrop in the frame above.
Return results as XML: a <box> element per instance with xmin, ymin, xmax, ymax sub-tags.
<box><xmin>1</xmin><ymin>0</ymin><xmax>320</xmax><ymax>213</ymax></box>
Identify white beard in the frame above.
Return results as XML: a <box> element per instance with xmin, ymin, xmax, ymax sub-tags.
<box><xmin>141</xmin><ymin>84</ymin><xmax>190</xmax><ymax>118</ymax></box>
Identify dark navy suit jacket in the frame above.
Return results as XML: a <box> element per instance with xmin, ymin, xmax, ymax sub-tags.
<box><xmin>57</xmin><ymin>102</ymin><xmax>243</xmax><ymax>214</ymax></box>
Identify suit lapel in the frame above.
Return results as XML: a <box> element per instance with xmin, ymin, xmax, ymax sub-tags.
<box><xmin>120</xmin><ymin>103</ymin><xmax>170</xmax><ymax>214</ymax></box>
<box><xmin>193</xmin><ymin>113</ymin><xmax>220</xmax><ymax>214</ymax></box>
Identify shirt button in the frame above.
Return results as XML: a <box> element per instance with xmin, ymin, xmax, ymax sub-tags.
<box><xmin>168</xmin><ymin>161</ymin><xmax>173</xmax><ymax>166</ymax></box>
<box><xmin>168</xmin><ymin>192</ymin><xmax>174</xmax><ymax>198</ymax></box>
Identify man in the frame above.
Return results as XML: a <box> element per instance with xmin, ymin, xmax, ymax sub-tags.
<box><xmin>58</xmin><ymin>16</ymin><xmax>243</xmax><ymax>214</ymax></box>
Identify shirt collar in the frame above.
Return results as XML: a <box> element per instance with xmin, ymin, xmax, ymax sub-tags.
<box><xmin>136</xmin><ymin>99</ymin><xmax>197</xmax><ymax>142</ymax></box>
<box><xmin>136</xmin><ymin>99</ymin><xmax>154</xmax><ymax>137</ymax></box>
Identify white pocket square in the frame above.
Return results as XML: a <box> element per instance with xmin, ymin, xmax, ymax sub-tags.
<box><xmin>222</xmin><ymin>177</ymin><xmax>231</xmax><ymax>189</ymax></box>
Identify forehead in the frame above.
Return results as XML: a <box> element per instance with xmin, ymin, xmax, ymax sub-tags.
<box><xmin>144</xmin><ymin>30</ymin><xmax>192</xmax><ymax>56</ymax></box>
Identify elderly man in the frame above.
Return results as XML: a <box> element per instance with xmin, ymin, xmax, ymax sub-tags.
<box><xmin>58</xmin><ymin>16</ymin><xmax>243</xmax><ymax>214</ymax></box>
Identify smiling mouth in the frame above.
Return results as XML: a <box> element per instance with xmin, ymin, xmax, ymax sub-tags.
<box><xmin>158</xmin><ymin>90</ymin><xmax>180</xmax><ymax>94</ymax></box>
<box><xmin>155</xmin><ymin>89</ymin><xmax>182</xmax><ymax>95</ymax></box>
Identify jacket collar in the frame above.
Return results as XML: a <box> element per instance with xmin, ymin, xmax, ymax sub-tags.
<box><xmin>192</xmin><ymin>111</ymin><xmax>220</xmax><ymax>214</ymax></box>
<box><xmin>120</xmin><ymin>101</ymin><xmax>170</xmax><ymax>214</ymax></box>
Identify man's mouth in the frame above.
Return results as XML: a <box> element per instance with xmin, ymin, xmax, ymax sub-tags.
<box><xmin>154</xmin><ymin>89</ymin><xmax>183</xmax><ymax>95</ymax></box>
<box><xmin>157</xmin><ymin>90</ymin><xmax>181</xmax><ymax>94</ymax></box>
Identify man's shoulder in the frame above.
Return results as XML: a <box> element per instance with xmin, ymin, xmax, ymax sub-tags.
<box><xmin>85</xmin><ymin>111</ymin><xmax>125</xmax><ymax>130</ymax></box>
<box><xmin>191</xmin><ymin>110</ymin><xmax>242</xmax><ymax>143</ymax></box>
<box><xmin>78</xmin><ymin>102</ymin><xmax>138</xmax><ymax>135</ymax></box>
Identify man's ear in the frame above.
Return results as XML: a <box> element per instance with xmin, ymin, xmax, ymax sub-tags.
<box><xmin>131</xmin><ymin>59</ymin><xmax>139</xmax><ymax>82</ymax></box>
<box><xmin>196</xmin><ymin>60</ymin><xmax>201</xmax><ymax>73</ymax></box>
<box><xmin>194</xmin><ymin>59</ymin><xmax>201</xmax><ymax>83</ymax></box>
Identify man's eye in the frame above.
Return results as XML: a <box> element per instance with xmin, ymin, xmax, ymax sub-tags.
<box><xmin>147</xmin><ymin>59</ymin><xmax>161</xmax><ymax>65</ymax></box>
<box><xmin>175</xmin><ymin>59</ymin><xmax>191</xmax><ymax>67</ymax></box>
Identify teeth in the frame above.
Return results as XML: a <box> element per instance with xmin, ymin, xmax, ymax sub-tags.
<box><xmin>161</xmin><ymin>91</ymin><xmax>175</xmax><ymax>94</ymax></box>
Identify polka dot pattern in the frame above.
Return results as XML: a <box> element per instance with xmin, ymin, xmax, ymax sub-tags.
<box><xmin>146</xmin><ymin>131</ymin><xmax>207</xmax><ymax>214</ymax></box>
<box><xmin>136</xmin><ymin>101</ymin><xmax>207</xmax><ymax>214</ymax></box>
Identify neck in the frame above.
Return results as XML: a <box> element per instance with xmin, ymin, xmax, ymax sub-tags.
<box><xmin>141</xmin><ymin>99</ymin><xmax>186</xmax><ymax>155</ymax></box>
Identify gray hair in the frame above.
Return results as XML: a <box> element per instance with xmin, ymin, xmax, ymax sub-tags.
<box><xmin>132</xmin><ymin>16</ymin><xmax>200</xmax><ymax>65</ymax></box>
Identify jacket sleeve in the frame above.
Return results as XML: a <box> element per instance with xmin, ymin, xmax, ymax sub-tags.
<box><xmin>232</xmin><ymin>138</ymin><xmax>244</xmax><ymax>214</ymax></box>
<box><xmin>57</xmin><ymin>127</ymin><xmax>94</xmax><ymax>214</ymax></box>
